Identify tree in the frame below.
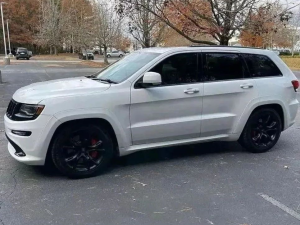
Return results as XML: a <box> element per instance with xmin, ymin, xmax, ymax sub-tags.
<box><xmin>240</xmin><ymin>1</ymin><xmax>293</xmax><ymax>48</ymax></box>
<box><xmin>4</xmin><ymin>0</ymin><xmax>39</xmax><ymax>47</ymax></box>
<box><xmin>62</xmin><ymin>0</ymin><xmax>94</xmax><ymax>53</ymax></box>
<box><xmin>118</xmin><ymin>0</ymin><xmax>259</xmax><ymax>45</ymax></box>
<box><xmin>113</xmin><ymin>32</ymin><xmax>131</xmax><ymax>51</ymax></box>
<box><xmin>94</xmin><ymin>2</ymin><xmax>122</xmax><ymax>64</ymax></box>
<box><xmin>117</xmin><ymin>0</ymin><xmax>166</xmax><ymax>48</ymax></box>
<box><xmin>289</xmin><ymin>7</ymin><xmax>300</xmax><ymax>56</ymax></box>
<box><xmin>36</xmin><ymin>0</ymin><xmax>65</xmax><ymax>54</ymax></box>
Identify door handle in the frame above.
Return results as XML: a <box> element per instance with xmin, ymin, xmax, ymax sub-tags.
<box><xmin>184</xmin><ymin>88</ymin><xmax>199</xmax><ymax>94</ymax></box>
<box><xmin>240</xmin><ymin>84</ymin><xmax>254</xmax><ymax>89</ymax></box>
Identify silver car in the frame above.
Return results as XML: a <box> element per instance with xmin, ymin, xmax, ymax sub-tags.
<box><xmin>107</xmin><ymin>50</ymin><xmax>124</xmax><ymax>58</ymax></box>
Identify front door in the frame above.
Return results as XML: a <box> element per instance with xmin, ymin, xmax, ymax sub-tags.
<box><xmin>130</xmin><ymin>53</ymin><xmax>203</xmax><ymax>145</ymax></box>
<box><xmin>200</xmin><ymin>52</ymin><xmax>258</xmax><ymax>137</ymax></box>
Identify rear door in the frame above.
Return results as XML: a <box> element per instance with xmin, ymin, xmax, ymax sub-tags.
<box><xmin>200</xmin><ymin>51</ymin><xmax>259</xmax><ymax>137</ymax></box>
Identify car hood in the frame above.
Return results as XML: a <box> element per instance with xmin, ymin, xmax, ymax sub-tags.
<box><xmin>13</xmin><ymin>77</ymin><xmax>110</xmax><ymax>104</ymax></box>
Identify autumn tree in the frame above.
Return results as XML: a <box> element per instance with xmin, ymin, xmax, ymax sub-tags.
<box><xmin>240</xmin><ymin>2</ymin><xmax>293</xmax><ymax>48</ymax></box>
<box><xmin>4</xmin><ymin>0</ymin><xmax>39</xmax><ymax>49</ymax></box>
<box><xmin>118</xmin><ymin>0</ymin><xmax>259</xmax><ymax>45</ymax></box>
<box><xmin>113</xmin><ymin>32</ymin><xmax>131</xmax><ymax>51</ymax></box>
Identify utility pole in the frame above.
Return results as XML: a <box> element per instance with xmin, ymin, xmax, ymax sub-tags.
<box><xmin>0</xmin><ymin>2</ymin><xmax>9</xmax><ymax>65</ymax></box>
<box><xmin>6</xmin><ymin>19</ymin><xmax>11</xmax><ymax>56</ymax></box>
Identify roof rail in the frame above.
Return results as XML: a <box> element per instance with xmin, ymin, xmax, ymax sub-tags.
<box><xmin>189</xmin><ymin>45</ymin><xmax>264</xmax><ymax>50</ymax></box>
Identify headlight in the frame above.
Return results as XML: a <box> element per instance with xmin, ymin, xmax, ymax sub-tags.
<box><xmin>15</xmin><ymin>104</ymin><xmax>45</xmax><ymax>120</ymax></box>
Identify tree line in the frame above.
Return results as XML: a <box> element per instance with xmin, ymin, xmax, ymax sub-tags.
<box><xmin>2</xmin><ymin>0</ymin><xmax>300</xmax><ymax>57</ymax></box>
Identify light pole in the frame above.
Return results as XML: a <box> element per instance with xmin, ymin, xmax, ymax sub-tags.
<box><xmin>0</xmin><ymin>2</ymin><xmax>9</xmax><ymax>65</ymax></box>
<box><xmin>6</xmin><ymin>19</ymin><xmax>11</xmax><ymax>56</ymax></box>
<box><xmin>0</xmin><ymin>2</ymin><xmax>7</xmax><ymax>57</ymax></box>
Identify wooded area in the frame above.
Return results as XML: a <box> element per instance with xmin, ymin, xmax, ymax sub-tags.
<box><xmin>1</xmin><ymin>0</ymin><xmax>299</xmax><ymax>54</ymax></box>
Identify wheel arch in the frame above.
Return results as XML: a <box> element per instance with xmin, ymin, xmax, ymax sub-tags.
<box><xmin>250</xmin><ymin>104</ymin><xmax>284</xmax><ymax>130</ymax></box>
<box><xmin>235</xmin><ymin>101</ymin><xmax>286</xmax><ymax>136</ymax></box>
<box><xmin>46</xmin><ymin>118</ymin><xmax>120</xmax><ymax>165</ymax></box>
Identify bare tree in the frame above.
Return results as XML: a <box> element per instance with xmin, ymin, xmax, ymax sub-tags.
<box><xmin>62</xmin><ymin>0</ymin><xmax>94</xmax><ymax>53</ymax></box>
<box><xmin>94</xmin><ymin>2</ymin><xmax>122</xmax><ymax>64</ymax></box>
<box><xmin>117</xmin><ymin>0</ymin><xmax>166</xmax><ymax>48</ymax></box>
<box><xmin>36</xmin><ymin>0</ymin><xmax>65</xmax><ymax>54</ymax></box>
<box><xmin>289</xmin><ymin>7</ymin><xmax>300</xmax><ymax>56</ymax></box>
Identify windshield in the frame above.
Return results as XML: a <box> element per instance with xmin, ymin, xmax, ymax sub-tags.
<box><xmin>96</xmin><ymin>52</ymin><xmax>160</xmax><ymax>83</ymax></box>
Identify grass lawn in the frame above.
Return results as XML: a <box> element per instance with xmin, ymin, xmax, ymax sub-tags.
<box><xmin>280</xmin><ymin>56</ymin><xmax>300</xmax><ymax>71</ymax></box>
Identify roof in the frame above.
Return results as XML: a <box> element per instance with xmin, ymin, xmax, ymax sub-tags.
<box><xmin>136</xmin><ymin>46</ymin><xmax>273</xmax><ymax>55</ymax></box>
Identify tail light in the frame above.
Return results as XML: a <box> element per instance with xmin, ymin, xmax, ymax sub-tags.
<box><xmin>292</xmin><ymin>80</ymin><xmax>299</xmax><ymax>92</ymax></box>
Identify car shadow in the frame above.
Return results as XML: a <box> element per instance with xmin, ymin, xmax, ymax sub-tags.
<box><xmin>32</xmin><ymin>141</ymin><xmax>245</xmax><ymax>178</ymax></box>
<box><xmin>114</xmin><ymin>141</ymin><xmax>245</xmax><ymax>168</ymax></box>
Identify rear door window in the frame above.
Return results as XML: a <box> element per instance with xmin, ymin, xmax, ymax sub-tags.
<box><xmin>202</xmin><ymin>53</ymin><xmax>246</xmax><ymax>82</ymax></box>
<box><xmin>243</xmin><ymin>54</ymin><xmax>282</xmax><ymax>77</ymax></box>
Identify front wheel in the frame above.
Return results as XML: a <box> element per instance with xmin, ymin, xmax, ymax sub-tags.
<box><xmin>239</xmin><ymin>108</ymin><xmax>282</xmax><ymax>153</ymax></box>
<box><xmin>51</xmin><ymin>123</ymin><xmax>114</xmax><ymax>178</ymax></box>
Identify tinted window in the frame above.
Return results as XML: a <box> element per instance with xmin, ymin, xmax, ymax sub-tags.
<box><xmin>243</xmin><ymin>54</ymin><xmax>282</xmax><ymax>77</ymax></box>
<box><xmin>149</xmin><ymin>53</ymin><xmax>198</xmax><ymax>85</ymax></box>
<box><xmin>203</xmin><ymin>53</ymin><xmax>245</xmax><ymax>81</ymax></box>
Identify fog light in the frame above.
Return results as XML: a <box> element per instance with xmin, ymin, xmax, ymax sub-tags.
<box><xmin>11</xmin><ymin>130</ymin><xmax>32</xmax><ymax>136</ymax></box>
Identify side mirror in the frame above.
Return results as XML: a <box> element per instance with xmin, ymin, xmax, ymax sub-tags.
<box><xmin>142</xmin><ymin>72</ymin><xmax>162</xmax><ymax>86</ymax></box>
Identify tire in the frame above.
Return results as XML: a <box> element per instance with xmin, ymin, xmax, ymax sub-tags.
<box><xmin>119</xmin><ymin>54</ymin><xmax>123</xmax><ymax>58</ymax></box>
<box><xmin>91</xmin><ymin>57</ymin><xmax>94</xmax><ymax>60</ymax></box>
<box><xmin>107</xmin><ymin>55</ymin><xmax>111</xmax><ymax>58</ymax></box>
<box><xmin>51</xmin><ymin>123</ymin><xmax>114</xmax><ymax>178</ymax></box>
<box><xmin>239</xmin><ymin>108</ymin><xmax>282</xmax><ymax>153</ymax></box>
<box><xmin>27</xmin><ymin>58</ymin><xmax>29</xmax><ymax>60</ymax></box>
<box><xmin>16</xmin><ymin>57</ymin><xmax>19</xmax><ymax>60</ymax></box>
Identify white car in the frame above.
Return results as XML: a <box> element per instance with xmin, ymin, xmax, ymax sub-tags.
<box><xmin>107</xmin><ymin>50</ymin><xmax>124</xmax><ymax>58</ymax></box>
<box><xmin>4</xmin><ymin>46</ymin><xmax>299</xmax><ymax>178</ymax></box>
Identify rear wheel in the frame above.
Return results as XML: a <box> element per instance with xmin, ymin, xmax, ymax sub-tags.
<box><xmin>119</xmin><ymin>54</ymin><xmax>123</xmax><ymax>58</ymax></box>
<box><xmin>239</xmin><ymin>108</ymin><xmax>282</xmax><ymax>153</ymax></box>
<box><xmin>51</xmin><ymin>123</ymin><xmax>114</xmax><ymax>178</ymax></box>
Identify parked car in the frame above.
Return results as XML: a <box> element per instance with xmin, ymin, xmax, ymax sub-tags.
<box><xmin>4</xmin><ymin>46</ymin><xmax>299</xmax><ymax>178</ymax></box>
<box><xmin>16</xmin><ymin>47</ymin><xmax>30</xmax><ymax>60</ymax></box>
<box><xmin>79</xmin><ymin>49</ymin><xmax>94</xmax><ymax>60</ymax></box>
<box><xmin>107</xmin><ymin>50</ymin><xmax>124</xmax><ymax>58</ymax></box>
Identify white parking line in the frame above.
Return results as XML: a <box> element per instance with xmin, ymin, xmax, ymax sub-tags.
<box><xmin>258</xmin><ymin>193</ymin><xmax>300</xmax><ymax>221</ymax></box>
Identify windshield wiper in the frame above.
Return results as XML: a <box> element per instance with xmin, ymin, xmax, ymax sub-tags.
<box><xmin>92</xmin><ymin>78</ymin><xmax>118</xmax><ymax>84</ymax></box>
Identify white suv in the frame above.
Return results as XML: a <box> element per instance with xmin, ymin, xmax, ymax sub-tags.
<box><xmin>4</xmin><ymin>47</ymin><xmax>299</xmax><ymax>177</ymax></box>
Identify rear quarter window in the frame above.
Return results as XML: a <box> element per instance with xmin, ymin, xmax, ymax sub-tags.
<box><xmin>243</xmin><ymin>54</ymin><xmax>282</xmax><ymax>78</ymax></box>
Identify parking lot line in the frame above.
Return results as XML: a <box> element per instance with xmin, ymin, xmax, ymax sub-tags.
<box><xmin>258</xmin><ymin>193</ymin><xmax>300</xmax><ymax>221</ymax></box>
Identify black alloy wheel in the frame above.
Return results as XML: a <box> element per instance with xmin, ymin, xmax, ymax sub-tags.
<box><xmin>51</xmin><ymin>123</ymin><xmax>114</xmax><ymax>178</ymax></box>
<box><xmin>239</xmin><ymin>108</ymin><xmax>282</xmax><ymax>153</ymax></box>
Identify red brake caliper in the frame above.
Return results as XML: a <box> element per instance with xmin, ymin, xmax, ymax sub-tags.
<box><xmin>90</xmin><ymin>139</ymin><xmax>98</xmax><ymax>158</ymax></box>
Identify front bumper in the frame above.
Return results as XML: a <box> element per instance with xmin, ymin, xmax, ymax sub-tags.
<box><xmin>4</xmin><ymin>114</ymin><xmax>58</xmax><ymax>165</ymax></box>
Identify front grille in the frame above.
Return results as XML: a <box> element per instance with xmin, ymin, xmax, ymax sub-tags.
<box><xmin>6</xmin><ymin>99</ymin><xmax>20</xmax><ymax>119</ymax></box>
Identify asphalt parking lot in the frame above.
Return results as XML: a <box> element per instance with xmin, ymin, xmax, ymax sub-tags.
<box><xmin>1</xmin><ymin>62</ymin><xmax>300</xmax><ymax>225</ymax></box>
